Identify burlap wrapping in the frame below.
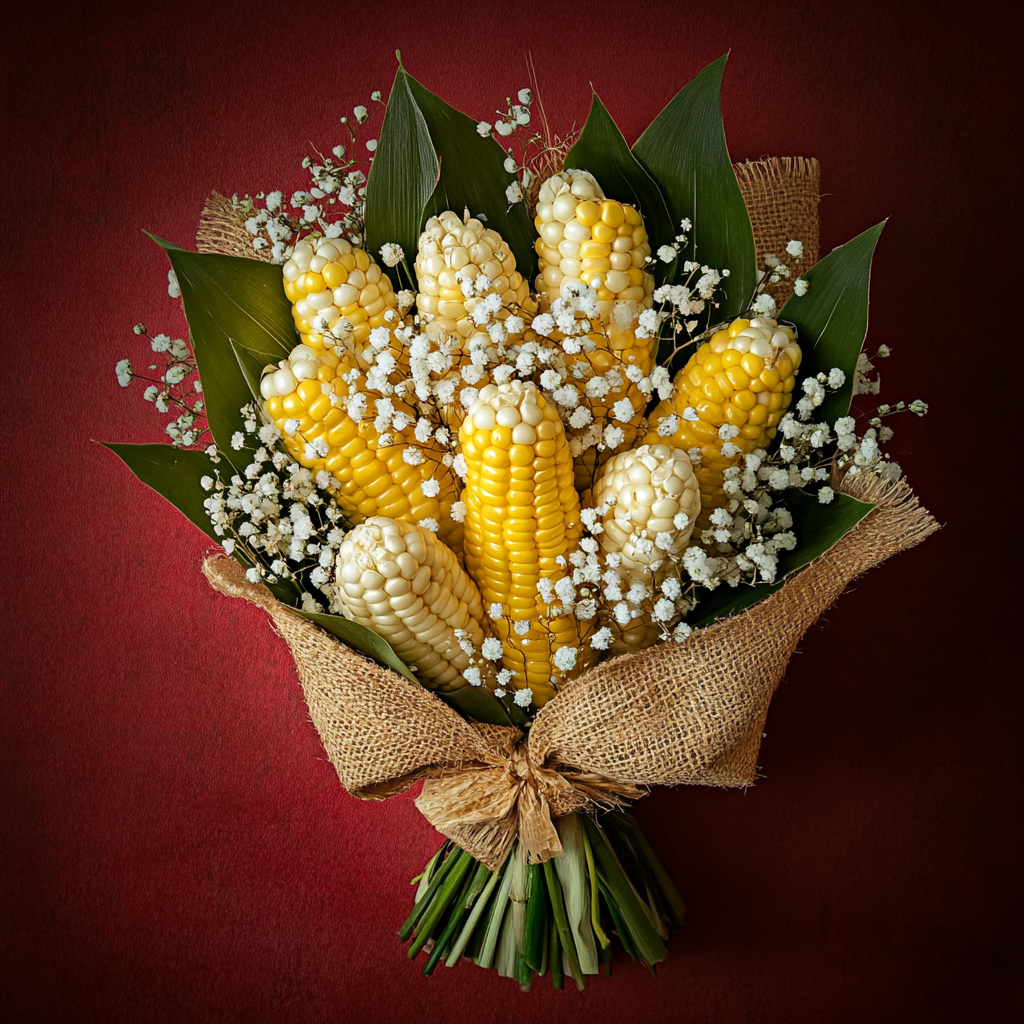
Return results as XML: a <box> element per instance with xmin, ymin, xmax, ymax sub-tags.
<box><xmin>196</xmin><ymin>158</ymin><xmax>937</xmax><ymax>870</ymax></box>
<box><xmin>735</xmin><ymin>157</ymin><xmax>820</xmax><ymax>308</ymax></box>
<box><xmin>203</xmin><ymin>471</ymin><xmax>937</xmax><ymax>869</ymax></box>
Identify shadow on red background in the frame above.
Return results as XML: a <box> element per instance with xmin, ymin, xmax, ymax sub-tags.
<box><xmin>2</xmin><ymin>2</ymin><xmax>1021</xmax><ymax>1022</ymax></box>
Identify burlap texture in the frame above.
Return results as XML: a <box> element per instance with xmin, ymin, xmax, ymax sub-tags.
<box><xmin>735</xmin><ymin>157</ymin><xmax>821</xmax><ymax>308</ymax></box>
<box><xmin>196</xmin><ymin>193</ymin><xmax>275</xmax><ymax>261</ymax></box>
<box><xmin>204</xmin><ymin>472</ymin><xmax>937</xmax><ymax>868</ymax></box>
<box><xmin>197</xmin><ymin>158</ymin><xmax>937</xmax><ymax>869</ymax></box>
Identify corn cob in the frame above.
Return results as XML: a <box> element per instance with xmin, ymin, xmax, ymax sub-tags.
<box><xmin>533</xmin><ymin>171</ymin><xmax>658</xmax><ymax>500</ymax></box>
<box><xmin>415</xmin><ymin>210</ymin><xmax>533</xmax><ymax>340</ymax></box>
<box><xmin>335</xmin><ymin>518</ymin><xmax>489</xmax><ymax>693</ymax></box>
<box><xmin>591</xmin><ymin>444</ymin><xmax>700</xmax><ymax>653</ymax></box>
<box><xmin>282</xmin><ymin>236</ymin><xmax>408</xmax><ymax>375</ymax></box>
<box><xmin>533</xmin><ymin>171</ymin><xmax>654</xmax><ymax>311</ymax></box>
<box><xmin>644</xmin><ymin>316</ymin><xmax>801</xmax><ymax>532</ymax></box>
<box><xmin>259</xmin><ymin>344</ymin><xmax>463</xmax><ymax>556</ymax></box>
<box><xmin>459</xmin><ymin>381</ymin><xmax>590</xmax><ymax>706</ymax></box>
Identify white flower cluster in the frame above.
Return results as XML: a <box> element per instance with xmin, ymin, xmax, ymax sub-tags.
<box><xmin>115</xmin><ymin>326</ymin><xmax>207</xmax><ymax>447</ymax></box>
<box><xmin>645</xmin><ymin>233</ymin><xmax>729</xmax><ymax>352</ymax></box>
<box><xmin>477</xmin><ymin>88</ymin><xmax>541</xmax><ymax>208</ymax></box>
<box><xmin>751</xmin><ymin>241</ymin><xmax>808</xmax><ymax>313</ymax></box>
<box><xmin>233</xmin><ymin>94</ymin><xmax>384</xmax><ymax>263</ymax></box>
<box><xmin>201</xmin><ymin>404</ymin><xmax>351</xmax><ymax>613</ymax></box>
<box><xmin>387</xmin><ymin>284</ymin><xmax>672</xmax><ymax>470</ymax></box>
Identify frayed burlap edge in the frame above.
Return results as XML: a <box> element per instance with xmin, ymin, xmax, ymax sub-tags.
<box><xmin>196</xmin><ymin>193</ymin><xmax>275</xmax><ymax>261</ymax></box>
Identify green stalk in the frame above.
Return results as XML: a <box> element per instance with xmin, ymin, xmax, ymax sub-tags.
<box><xmin>410</xmin><ymin>839</ymin><xmax>450</xmax><ymax>891</ymax></box>
<box><xmin>423</xmin><ymin>861</ymin><xmax>489</xmax><ymax>976</ymax></box>
<box><xmin>602</xmin><ymin>820</ymin><xmax>667</xmax><ymax>940</ymax></box>
<box><xmin>446</xmin><ymin>858</ymin><xmax>504</xmax><ymax>967</ymax></box>
<box><xmin>598</xmin><ymin>877</ymin><xmax>638</xmax><ymax>962</ymax></box>
<box><xmin>475</xmin><ymin>850</ymin><xmax>516</xmax><ymax>969</ymax></box>
<box><xmin>522</xmin><ymin>863</ymin><xmax>549</xmax><ymax>973</ymax></box>
<box><xmin>583</xmin><ymin>816</ymin><xmax>668</xmax><ymax>967</ymax></box>
<box><xmin>398</xmin><ymin>842</ymin><xmax>459</xmax><ymax>941</ymax></box>
<box><xmin>514</xmin><ymin>943</ymin><xmax>533</xmax><ymax>991</ymax></box>
<box><xmin>494</xmin><ymin>900</ymin><xmax>518</xmax><ymax>978</ymax></box>
<box><xmin>549</xmin><ymin>914</ymin><xmax>564</xmax><ymax>990</ymax></box>
<box><xmin>543</xmin><ymin>860</ymin><xmax>585</xmax><ymax>991</ymax></box>
<box><xmin>581</xmin><ymin>822</ymin><xmax>611</xmax><ymax>950</ymax></box>
<box><xmin>612</xmin><ymin>814</ymin><xmax>687</xmax><ymax>927</ymax></box>
<box><xmin>554</xmin><ymin>814</ymin><xmax>600</xmax><ymax>974</ymax></box>
<box><xmin>407</xmin><ymin>848</ymin><xmax>473</xmax><ymax>958</ymax></box>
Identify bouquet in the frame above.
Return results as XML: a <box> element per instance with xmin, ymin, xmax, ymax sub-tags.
<box><xmin>109</xmin><ymin>55</ymin><xmax>937</xmax><ymax>988</ymax></box>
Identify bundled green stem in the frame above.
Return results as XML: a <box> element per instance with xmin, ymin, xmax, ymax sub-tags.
<box><xmin>402</xmin><ymin>811</ymin><xmax>684</xmax><ymax>988</ymax></box>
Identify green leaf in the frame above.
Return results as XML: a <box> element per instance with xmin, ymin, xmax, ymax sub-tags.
<box><xmin>563</xmin><ymin>92</ymin><xmax>675</xmax><ymax>285</ymax></box>
<box><xmin>150</xmin><ymin>237</ymin><xmax>295</xmax><ymax>470</ymax></box>
<box><xmin>436</xmin><ymin>685</ymin><xmax>526</xmax><ymax>728</ymax></box>
<box><xmin>103</xmin><ymin>442</ymin><xmax>221</xmax><ymax>541</ymax></box>
<box><xmin>364</xmin><ymin>68</ymin><xmax>440</xmax><ymax>292</ymax></box>
<box><xmin>103</xmin><ymin>440</ymin><xmax>302</xmax><ymax>605</ymax></box>
<box><xmin>230</xmin><ymin>339</ymin><xmax>274</xmax><ymax>407</ymax></box>
<box><xmin>688</xmin><ymin>489</ymin><xmax>875</xmax><ymax>626</ymax></box>
<box><xmin>780</xmin><ymin>221</ymin><xmax>886</xmax><ymax>423</ymax></box>
<box><xmin>297</xmin><ymin>609</ymin><xmax>418</xmax><ymax>683</ymax></box>
<box><xmin>404</xmin><ymin>71</ymin><xmax>537</xmax><ymax>283</ymax></box>
<box><xmin>632</xmin><ymin>55</ymin><xmax>756</xmax><ymax>320</ymax></box>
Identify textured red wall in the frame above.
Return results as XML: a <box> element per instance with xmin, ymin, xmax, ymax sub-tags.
<box><xmin>3</xmin><ymin>2</ymin><xmax>1020</xmax><ymax>1021</ymax></box>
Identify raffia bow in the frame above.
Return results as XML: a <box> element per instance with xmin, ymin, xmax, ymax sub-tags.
<box><xmin>414</xmin><ymin>724</ymin><xmax>641</xmax><ymax>868</ymax></box>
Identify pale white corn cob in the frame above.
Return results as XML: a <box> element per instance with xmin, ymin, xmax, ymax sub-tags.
<box><xmin>592</xmin><ymin>443</ymin><xmax>701</xmax><ymax>653</ymax></box>
<box><xmin>415</xmin><ymin>210</ymin><xmax>533</xmax><ymax>339</ymax></box>
<box><xmin>334</xmin><ymin>518</ymin><xmax>489</xmax><ymax>693</ymax></box>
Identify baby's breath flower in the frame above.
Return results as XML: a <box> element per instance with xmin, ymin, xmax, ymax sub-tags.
<box><xmin>379</xmin><ymin>242</ymin><xmax>404</xmax><ymax>267</ymax></box>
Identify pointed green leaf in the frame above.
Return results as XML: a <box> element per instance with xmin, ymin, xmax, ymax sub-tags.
<box><xmin>564</xmin><ymin>92</ymin><xmax>675</xmax><ymax>284</ymax></box>
<box><xmin>150</xmin><ymin>237</ymin><xmax>295</xmax><ymax>470</ymax></box>
<box><xmin>230</xmin><ymin>339</ymin><xmax>274</xmax><ymax>407</ymax></box>
<box><xmin>364</xmin><ymin>68</ymin><xmax>440</xmax><ymax>292</ymax></box>
<box><xmin>688</xmin><ymin>489</ymin><xmax>875</xmax><ymax>626</ymax></box>
<box><xmin>103</xmin><ymin>441</ymin><xmax>302</xmax><ymax>604</ymax></box>
<box><xmin>632</xmin><ymin>55</ymin><xmax>756</xmax><ymax>319</ymax></box>
<box><xmin>404</xmin><ymin>71</ymin><xmax>537</xmax><ymax>283</ymax></box>
<box><xmin>103</xmin><ymin>441</ymin><xmax>222</xmax><ymax>541</ymax></box>
<box><xmin>438</xmin><ymin>685</ymin><xmax>527</xmax><ymax>728</ymax></box>
<box><xmin>297</xmin><ymin>609</ymin><xmax>419</xmax><ymax>682</ymax></box>
<box><xmin>780</xmin><ymin>222</ymin><xmax>886</xmax><ymax>423</ymax></box>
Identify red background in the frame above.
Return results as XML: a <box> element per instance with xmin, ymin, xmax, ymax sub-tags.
<box><xmin>3</xmin><ymin>2</ymin><xmax>1021</xmax><ymax>1021</ymax></box>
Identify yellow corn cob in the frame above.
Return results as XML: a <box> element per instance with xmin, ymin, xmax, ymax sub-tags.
<box><xmin>459</xmin><ymin>381</ymin><xmax>590</xmax><ymax>706</ymax></box>
<box><xmin>591</xmin><ymin>444</ymin><xmax>701</xmax><ymax>653</ymax></box>
<box><xmin>282</xmin><ymin>236</ymin><xmax>408</xmax><ymax>375</ymax></box>
<box><xmin>644</xmin><ymin>316</ymin><xmax>801</xmax><ymax>532</ymax></box>
<box><xmin>415</xmin><ymin>210</ymin><xmax>534</xmax><ymax>340</ymax></box>
<box><xmin>259</xmin><ymin>344</ymin><xmax>463</xmax><ymax>556</ymax></box>
<box><xmin>334</xmin><ymin>518</ymin><xmax>489</xmax><ymax>693</ymax></box>
<box><xmin>533</xmin><ymin>171</ymin><xmax>658</xmax><ymax>500</ymax></box>
<box><xmin>533</xmin><ymin>171</ymin><xmax>654</xmax><ymax>310</ymax></box>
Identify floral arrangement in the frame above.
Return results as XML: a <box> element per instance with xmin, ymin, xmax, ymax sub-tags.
<box><xmin>109</xmin><ymin>55</ymin><xmax>936</xmax><ymax>989</ymax></box>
